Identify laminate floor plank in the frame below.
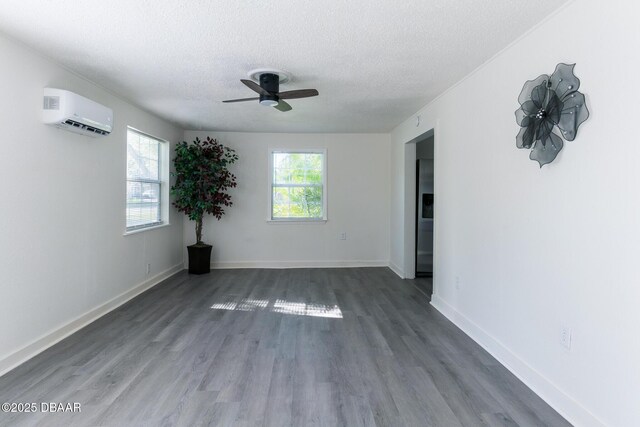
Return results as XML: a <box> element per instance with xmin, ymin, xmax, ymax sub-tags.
<box><xmin>0</xmin><ymin>268</ymin><xmax>570</xmax><ymax>426</ymax></box>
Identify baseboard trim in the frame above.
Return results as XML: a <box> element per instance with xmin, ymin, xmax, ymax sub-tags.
<box><xmin>388</xmin><ymin>261</ymin><xmax>405</xmax><ymax>278</ymax></box>
<box><xmin>0</xmin><ymin>263</ymin><xmax>184</xmax><ymax>377</ymax></box>
<box><xmin>210</xmin><ymin>260</ymin><xmax>389</xmax><ymax>269</ymax></box>
<box><xmin>430</xmin><ymin>295</ymin><xmax>606</xmax><ymax>427</ymax></box>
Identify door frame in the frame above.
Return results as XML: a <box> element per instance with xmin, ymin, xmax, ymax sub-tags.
<box><xmin>403</xmin><ymin>127</ymin><xmax>435</xmax><ymax>282</ymax></box>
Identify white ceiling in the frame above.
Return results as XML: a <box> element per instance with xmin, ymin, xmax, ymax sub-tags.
<box><xmin>0</xmin><ymin>1</ymin><xmax>567</xmax><ymax>133</ymax></box>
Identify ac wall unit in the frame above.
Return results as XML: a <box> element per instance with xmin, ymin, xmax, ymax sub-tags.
<box><xmin>43</xmin><ymin>88</ymin><xmax>113</xmax><ymax>137</ymax></box>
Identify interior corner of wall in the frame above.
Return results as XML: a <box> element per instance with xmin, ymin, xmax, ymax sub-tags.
<box><xmin>388</xmin><ymin>261</ymin><xmax>405</xmax><ymax>279</ymax></box>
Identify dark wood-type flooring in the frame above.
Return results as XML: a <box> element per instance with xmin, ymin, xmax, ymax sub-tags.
<box><xmin>0</xmin><ymin>268</ymin><xmax>570</xmax><ymax>426</ymax></box>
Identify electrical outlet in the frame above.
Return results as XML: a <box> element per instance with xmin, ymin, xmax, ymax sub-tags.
<box><xmin>455</xmin><ymin>276</ymin><xmax>460</xmax><ymax>290</ymax></box>
<box><xmin>339</xmin><ymin>232</ymin><xmax>347</xmax><ymax>240</ymax></box>
<box><xmin>146</xmin><ymin>263</ymin><xmax>151</xmax><ymax>275</ymax></box>
<box><xmin>560</xmin><ymin>326</ymin><xmax>572</xmax><ymax>350</ymax></box>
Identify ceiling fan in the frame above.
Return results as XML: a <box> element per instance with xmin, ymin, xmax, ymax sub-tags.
<box><xmin>223</xmin><ymin>70</ymin><xmax>318</xmax><ymax>112</ymax></box>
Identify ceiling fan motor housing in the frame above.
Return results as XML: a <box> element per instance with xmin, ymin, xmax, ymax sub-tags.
<box><xmin>259</xmin><ymin>73</ymin><xmax>280</xmax><ymax>106</ymax></box>
<box><xmin>259</xmin><ymin>73</ymin><xmax>280</xmax><ymax>93</ymax></box>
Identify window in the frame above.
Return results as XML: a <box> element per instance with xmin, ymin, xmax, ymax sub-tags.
<box><xmin>126</xmin><ymin>128</ymin><xmax>165</xmax><ymax>231</ymax></box>
<box><xmin>269</xmin><ymin>149</ymin><xmax>327</xmax><ymax>221</ymax></box>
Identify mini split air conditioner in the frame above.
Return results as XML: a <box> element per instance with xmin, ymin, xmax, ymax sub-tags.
<box><xmin>43</xmin><ymin>88</ymin><xmax>113</xmax><ymax>137</ymax></box>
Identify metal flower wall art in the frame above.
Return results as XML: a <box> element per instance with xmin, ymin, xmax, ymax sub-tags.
<box><xmin>515</xmin><ymin>63</ymin><xmax>589</xmax><ymax>167</ymax></box>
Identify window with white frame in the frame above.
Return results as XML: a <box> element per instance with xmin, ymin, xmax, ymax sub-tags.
<box><xmin>126</xmin><ymin>128</ymin><xmax>165</xmax><ymax>231</ymax></box>
<box><xmin>269</xmin><ymin>149</ymin><xmax>327</xmax><ymax>221</ymax></box>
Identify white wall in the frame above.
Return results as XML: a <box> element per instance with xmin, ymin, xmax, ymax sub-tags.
<box><xmin>0</xmin><ymin>34</ymin><xmax>184</xmax><ymax>374</ymax></box>
<box><xmin>183</xmin><ymin>131</ymin><xmax>390</xmax><ymax>268</ymax></box>
<box><xmin>390</xmin><ymin>1</ymin><xmax>640</xmax><ymax>426</ymax></box>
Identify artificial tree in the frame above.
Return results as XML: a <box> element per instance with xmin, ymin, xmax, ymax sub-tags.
<box><xmin>171</xmin><ymin>136</ymin><xmax>238</xmax><ymax>274</ymax></box>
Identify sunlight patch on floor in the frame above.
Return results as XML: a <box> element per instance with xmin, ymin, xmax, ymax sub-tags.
<box><xmin>211</xmin><ymin>297</ymin><xmax>342</xmax><ymax>318</ymax></box>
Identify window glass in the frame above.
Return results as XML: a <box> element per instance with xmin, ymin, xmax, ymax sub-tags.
<box><xmin>126</xmin><ymin>128</ymin><xmax>164</xmax><ymax>230</ymax></box>
<box><xmin>270</xmin><ymin>150</ymin><xmax>326</xmax><ymax>220</ymax></box>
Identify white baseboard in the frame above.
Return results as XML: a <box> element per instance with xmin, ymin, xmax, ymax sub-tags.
<box><xmin>0</xmin><ymin>263</ymin><xmax>184</xmax><ymax>377</ymax></box>
<box><xmin>388</xmin><ymin>260</ymin><xmax>405</xmax><ymax>278</ymax></box>
<box><xmin>210</xmin><ymin>260</ymin><xmax>389</xmax><ymax>269</ymax></box>
<box><xmin>430</xmin><ymin>295</ymin><xmax>606</xmax><ymax>427</ymax></box>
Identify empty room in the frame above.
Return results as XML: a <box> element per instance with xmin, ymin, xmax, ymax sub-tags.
<box><xmin>0</xmin><ymin>1</ymin><xmax>638</xmax><ymax>426</ymax></box>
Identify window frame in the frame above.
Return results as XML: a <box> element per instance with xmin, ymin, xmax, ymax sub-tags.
<box><xmin>268</xmin><ymin>148</ymin><xmax>327</xmax><ymax>222</ymax></box>
<box><xmin>125</xmin><ymin>127</ymin><xmax>168</xmax><ymax>233</ymax></box>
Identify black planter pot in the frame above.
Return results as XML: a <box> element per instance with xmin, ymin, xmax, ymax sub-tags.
<box><xmin>187</xmin><ymin>244</ymin><xmax>212</xmax><ymax>275</ymax></box>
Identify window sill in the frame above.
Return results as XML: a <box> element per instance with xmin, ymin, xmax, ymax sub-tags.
<box><xmin>123</xmin><ymin>222</ymin><xmax>170</xmax><ymax>236</ymax></box>
<box><xmin>267</xmin><ymin>218</ymin><xmax>327</xmax><ymax>224</ymax></box>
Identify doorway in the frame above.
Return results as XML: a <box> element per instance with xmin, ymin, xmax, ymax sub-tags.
<box><xmin>414</xmin><ymin>134</ymin><xmax>434</xmax><ymax>295</ymax></box>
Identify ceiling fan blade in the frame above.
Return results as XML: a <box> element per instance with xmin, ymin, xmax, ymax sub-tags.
<box><xmin>222</xmin><ymin>97</ymin><xmax>259</xmax><ymax>103</ymax></box>
<box><xmin>277</xmin><ymin>89</ymin><xmax>319</xmax><ymax>99</ymax></box>
<box><xmin>274</xmin><ymin>100</ymin><xmax>292</xmax><ymax>112</ymax></box>
<box><xmin>241</xmin><ymin>79</ymin><xmax>272</xmax><ymax>95</ymax></box>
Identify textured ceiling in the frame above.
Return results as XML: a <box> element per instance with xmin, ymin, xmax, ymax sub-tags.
<box><xmin>0</xmin><ymin>0</ymin><xmax>567</xmax><ymax>133</ymax></box>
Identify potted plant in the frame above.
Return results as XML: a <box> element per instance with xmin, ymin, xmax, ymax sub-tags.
<box><xmin>171</xmin><ymin>136</ymin><xmax>238</xmax><ymax>274</ymax></box>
